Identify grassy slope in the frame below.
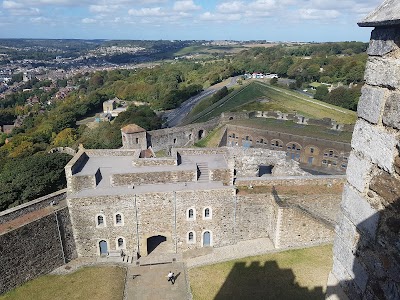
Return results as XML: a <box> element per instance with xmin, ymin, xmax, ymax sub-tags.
<box><xmin>0</xmin><ymin>266</ymin><xmax>126</xmax><ymax>300</ymax></box>
<box><xmin>189</xmin><ymin>244</ymin><xmax>332</xmax><ymax>300</ymax></box>
<box><xmin>187</xmin><ymin>80</ymin><xmax>357</xmax><ymax>125</ymax></box>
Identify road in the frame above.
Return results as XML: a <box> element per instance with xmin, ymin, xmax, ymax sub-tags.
<box><xmin>164</xmin><ymin>76</ymin><xmax>238</xmax><ymax>127</ymax></box>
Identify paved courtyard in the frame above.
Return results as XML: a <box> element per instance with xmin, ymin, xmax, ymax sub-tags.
<box><xmin>125</xmin><ymin>262</ymin><xmax>190</xmax><ymax>300</ymax></box>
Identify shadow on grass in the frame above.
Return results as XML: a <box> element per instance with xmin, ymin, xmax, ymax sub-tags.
<box><xmin>214</xmin><ymin>260</ymin><xmax>324</xmax><ymax>300</ymax></box>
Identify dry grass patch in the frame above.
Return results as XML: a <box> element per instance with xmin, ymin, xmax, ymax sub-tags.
<box><xmin>0</xmin><ymin>266</ymin><xmax>126</xmax><ymax>300</ymax></box>
<box><xmin>189</xmin><ymin>244</ymin><xmax>332</xmax><ymax>300</ymax></box>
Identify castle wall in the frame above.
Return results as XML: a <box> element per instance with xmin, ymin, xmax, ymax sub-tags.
<box><xmin>67</xmin><ymin>187</ymin><xmax>236</xmax><ymax>257</ymax></box>
<box><xmin>226</xmin><ymin>125</ymin><xmax>351</xmax><ymax>173</ymax></box>
<box><xmin>0</xmin><ymin>189</ymin><xmax>66</xmax><ymax>225</ymax></box>
<box><xmin>111</xmin><ymin>169</ymin><xmax>196</xmax><ymax>186</ymax></box>
<box><xmin>148</xmin><ymin>120</ymin><xmax>219</xmax><ymax>152</ymax></box>
<box><xmin>235</xmin><ymin>194</ymin><xmax>273</xmax><ymax>241</ymax></box>
<box><xmin>67</xmin><ymin>194</ymin><xmax>137</xmax><ymax>257</ymax></box>
<box><xmin>277</xmin><ymin>206</ymin><xmax>334</xmax><ymax>249</ymax></box>
<box><xmin>328</xmin><ymin>9</ymin><xmax>400</xmax><ymax>300</ymax></box>
<box><xmin>0</xmin><ymin>206</ymin><xmax>76</xmax><ymax>295</ymax></box>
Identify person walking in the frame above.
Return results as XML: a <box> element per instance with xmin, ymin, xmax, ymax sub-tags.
<box><xmin>167</xmin><ymin>271</ymin><xmax>174</xmax><ymax>284</ymax></box>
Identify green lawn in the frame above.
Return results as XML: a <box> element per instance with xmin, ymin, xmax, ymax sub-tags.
<box><xmin>186</xmin><ymin>81</ymin><xmax>357</xmax><ymax>125</ymax></box>
<box><xmin>189</xmin><ymin>244</ymin><xmax>332</xmax><ymax>300</ymax></box>
<box><xmin>0</xmin><ymin>266</ymin><xmax>126</xmax><ymax>300</ymax></box>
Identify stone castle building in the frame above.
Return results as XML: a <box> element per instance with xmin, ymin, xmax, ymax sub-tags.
<box><xmin>65</xmin><ymin>144</ymin><xmax>340</xmax><ymax>258</ymax></box>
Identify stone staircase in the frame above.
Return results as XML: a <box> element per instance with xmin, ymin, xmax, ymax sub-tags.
<box><xmin>196</xmin><ymin>162</ymin><xmax>209</xmax><ymax>182</ymax></box>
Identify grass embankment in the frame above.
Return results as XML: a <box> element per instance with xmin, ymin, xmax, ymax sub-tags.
<box><xmin>189</xmin><ymin>244</ymin><xmax>332</xmax><ymax>300</ymax></box>
<box><xmin>0</xmin><ymin>266</ymin><xmax>126</xmax><ymax>300</ymax></box>
<box><xmin>186</xmin><ymin>80</ymin><xmax>357</xmax><ymax>125</ymax></box>
<box><xmin>194</xmin><ymin>126</ymin><xmax>225</xmax><ymax>148</ymax></box>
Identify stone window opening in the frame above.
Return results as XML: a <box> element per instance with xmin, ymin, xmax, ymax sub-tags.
<box><xmin>116</xmin><ymin>237</ymin><xmax>125</xmax><ymax>249</ymax></box>
<box><xmin>203</xmin><ymin>207</ymin><xmax>212</xmax><ymax>220</ymax></box>
<box><xmin>173</xmin><ymin>138</ymin><xmax>177</xmax><ymax>144</ymax></box>
<box><xmin>187</xmin><ymin>231</ymin><xmax>195</xmax><ymax>244</ymax></box>
<box><xmin>310</xmin><ymin>147</ymin><xmax>314</xmax><ymax>154</ymax></box>
<box><xmin>135</xmin><ymin>138</ymin><xmax>139</xmax><ymax>144</ymax></box>
<box><xmin>114</xmin><ymin>213</ymin><xmax>124</xmax><ymax>226</ymax></box>
<box><xmin>187</xmin><ymin>208</ymin><xmax>196</xmax><ymax>221</ymax></box>
<box><xmin>96</xmin><ymin>214</ymin><xmax>106</xmax><ymax>228</ymax></box>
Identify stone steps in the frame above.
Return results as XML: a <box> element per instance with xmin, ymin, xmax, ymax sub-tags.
<box><xmin>197</xmin><ymin>162</ymin><xmax>209</xmax><ymax>182</ymax></box>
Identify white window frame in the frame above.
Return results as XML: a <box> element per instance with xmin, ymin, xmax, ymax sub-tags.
<box><xmin>114</xmin><ymin>212</ymin><xmax>124</xmax><ymax>226</ymax></box>
<box><xmin>187</xmin><ymin>231</ymin><xmax>196</xmax><ymax>244</ymax></box>
<box><xmin>203</xmin><ymin>207</ymin><xmax>212</xmax><ymax>220</ymax></box>
<box><xmin>95</xmin><ymin>213</ymin><xmax>106</xmax><ymax>228</ymax></box>
<box><xmin>186</xmin><ymin>207</ymin><xmax>196</xmax><ymax>221</ymax></box>
<box><xmin>115</xmin><ymin>236</ymin><xmax>126</xmax><ymax>250</ymax></box>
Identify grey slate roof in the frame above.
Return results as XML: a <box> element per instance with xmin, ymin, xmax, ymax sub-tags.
<box><xmin>358</xmin><ymin>0</ymin><xmax>400</xmax><ymax>27</ymax></box>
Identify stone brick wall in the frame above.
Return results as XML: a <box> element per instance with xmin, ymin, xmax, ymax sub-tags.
<box><xmin>277</xmin><ymin>206</ymin><xmax>334</xmax><ymax>248</ymax></box>
<box><xmin>236</xmin><ymin>194</ymin><xmax>273</xmax><ymax>241</ymax></box>
<box><xmin>226</xmin><ymin>124</ymin><xmax>351</xmax><ymax>173</ymax></box>
<box><xmin>210</xmin><ymin>168</ymin><xmax>232</xmax><ymax>185</ymax></box>
<box><xmin>111</xmin><ymin>169</ymin><xmax>196</xmax><ymax>186</ymax></box>
<box><xmin>236</xmin><ymin>175</ymin><xmax>346</xmax><ymax>188</ymax></box>
<box><xmin>70</xmin><ymin>174</ymin><xmax>98</xmax><ymax>193</ymax></box>
<box><xmin>67</xmin><ymin>194</ymin><xmax>137</xmax><ymax>257</ymax></box>
<box><xmin>0</xmin><ymin>206</ymin><xmax>76</xmax><ymax>295</ymax></box>
<box><xmin>328</xmin><ymin>8</ymin><xmax>400</xmax><ymax>300</ymax></box>
<box><xmin>132</xmin><ymin>157</ymin><xmax>177</xmax><ymax>167</ymax></box>
<box><xmin>148</xmin><ymin>120</ymin><xmax>219</xmax><ymax>152</ymax></box>
<box><xmin>0</xmin><ymin>189</ymin><xmax>67</xmax><ymax>225</ymax></box>
<box><xmin>67</xmin><ymin>187</ymin><xmax>236</xmax><ymax>257</ymax></box>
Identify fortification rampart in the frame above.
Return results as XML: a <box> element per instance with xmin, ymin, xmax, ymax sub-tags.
<box><xmin>0</xmin><ymin>189</ymin><xmax>67</xmax><ymax>225</ymax></box>
<box><xmin>0</xmin><ymin>203</ymin><xmax>76</xmax><ymax>295</ymax></box>
<box><xmin>235</xmin><ymin>175</ymin><xmax>346</xmax><ymax>187</ymax></box>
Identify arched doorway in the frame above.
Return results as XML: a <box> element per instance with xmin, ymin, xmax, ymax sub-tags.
<box><xmin>99</xmin><ymin>240</ymin><xmax>108</xmax><ymax>256</ymax></box>
<box><xmin>203</xmin><ymin>231</ymin><xmax>211</xmax><ymax>247</ymax></box>
<box><xmin>147</xmin><ymin>235</ymin><xmax>167</xmax><ymax>255</ymax></box>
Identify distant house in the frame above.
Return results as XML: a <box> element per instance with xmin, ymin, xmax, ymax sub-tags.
<box><xmin>103</xmin><ymin>97</ymin><xmax>128</xmax><ymax>117</ymax></box>
<box><xmin>2</xmin><ymin>124</ymin><xmax>15</xmax><ymax>134</ymax></box>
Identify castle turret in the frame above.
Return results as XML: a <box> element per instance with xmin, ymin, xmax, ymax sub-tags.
<box><xmin>121</xmin><ymin>124</ymin><xmax>148</xmax><ymax>150</ymax></box>
<box><xmin>327</xmin><ymin>1</ymin><xmax>400</xmax><ymax>299</ymax></box>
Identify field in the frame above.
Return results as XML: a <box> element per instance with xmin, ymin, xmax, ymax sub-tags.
<box><xmin>186</xmin><ymin>81</ymin><xmax>357</xmax><ymax>125</ymax></box>
<box><xmin>189</xmin><ymin>244</ymin><xmax>332</xmax><ymax>300</ymax></box>
<box><xmin>0</xmin><ymin>266</ymin><xmax>126</xmax><ymax>300</ymax></box>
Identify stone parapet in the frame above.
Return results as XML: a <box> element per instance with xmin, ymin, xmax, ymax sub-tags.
<box><xmin>328</xmin><ymin>5</ymin><xmax>400</xmax><ymax>299</ymax></box>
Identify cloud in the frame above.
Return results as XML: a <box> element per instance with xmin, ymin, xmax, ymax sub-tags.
<box><xmin>128</xmin><ymin>7</ymin><xmax>165</xmax><ymax>17</ymax></box>
<box><xmin>298</xmin><ymin>8</ymin><xmax>340</xmax><ymax>20</ymax></box>
<box><xmin>200</xmin><ymin>11</ymin><xmax>241</xmax><ymax>22</ymax></box>
<box><xmin>173</xmin><ymin>0</ymin><xmax>201</xmax><ymax>12</ymax></box>
<box><xmin>89</xmin><ymin>4</ymin><xmax>119</xmax><ymax>13</ymax></box>
<box><xmin>82</xmin><ymin>17</ymin><xmax>96</xmax><ymax>23</ymax></box>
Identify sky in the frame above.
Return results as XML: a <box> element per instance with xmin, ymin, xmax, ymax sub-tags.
<box><xmin>0</xmin><ymin>0</ymin><xmax>383</xmax><ymax>41</ymax></box>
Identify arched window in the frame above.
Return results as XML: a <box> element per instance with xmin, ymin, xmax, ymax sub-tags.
<box><xmin>187</xmin><ymin>231</ymin><xmax>196</xmax><ymax>244</ymax></box>
<box><xmin>203</xmin><ymin>207</ymin><xmax>212</xmax><ymax>220</ymax></box>
<box><xmin>116</xmin><ymin>214</ymin><xmax>122</xmax><ymax>224</ymax></box>
<box><xmin>116</xmin><ymin>237</ymin><xmax>125</xmax><ymax>250</ymax></box>
<box><xmin>114</xmin><ymin>213</ymin><xmax>124</xmax><ymax>226</ymax></box>
<box><xmin>187</xmin><ymin>208</ymin><xmax>196</xmax><ymax>220</ymax></box>
<box><xmin>96</xmin><ymin>214</ymin><xmax>106</xmax><ymax>228</ymax></box>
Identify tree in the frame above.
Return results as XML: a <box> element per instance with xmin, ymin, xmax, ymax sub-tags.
<box><xmin>0</xmin><ymin>152</ymin><xmax>72</xmax><ymax>211</ymax></box>
<box><xmin>314</xmin><ymin>85</ymin><xmax>329</xmax><ymax>101</ymax></box>
<box><xmin>270</xmin><ymin>77</ymin><xmax>278</xmax><ymax>85</ymax></box>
